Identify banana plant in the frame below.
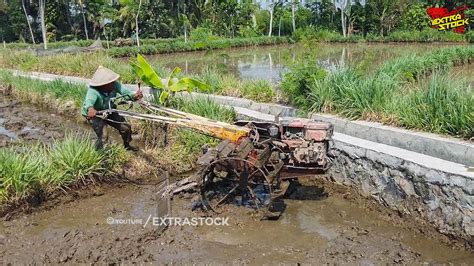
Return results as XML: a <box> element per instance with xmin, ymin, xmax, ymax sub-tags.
<box><xmin>130</xmin><ymin>54</ymin><xmax>209</xmax><ymax>104</ymax></box>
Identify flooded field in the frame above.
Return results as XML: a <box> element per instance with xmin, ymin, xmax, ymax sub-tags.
<box><xmin>0</xmin><ymin>96</ymin><xmax>86</xmax><ymax>148</ymax></box>
<box><xmin>1</xmin><ymin>99</ymin><xmax>473</xmax><ymax>264</ymax></box>
<box><xmin>139</xmin><ymin>43</ymin><xmax>465</xmax><ymax>83</ymax></box>
<box><xmin>1</xmin><ymin>176</ymin><xmax>473</xmax><ymax>264</ymax></box>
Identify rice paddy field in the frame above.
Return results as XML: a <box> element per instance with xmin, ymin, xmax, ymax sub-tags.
<box><xmin>1</xmin><ymin>42</ymin><xmax>472</xmax><ymax>138</ymax></box>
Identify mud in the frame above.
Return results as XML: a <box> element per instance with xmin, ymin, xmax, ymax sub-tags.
<box><xmin>1</xmin><ymin>176</ymin><xmax>473</xmax><ymax>264</ymax></box>
<box><xmin>0</xmin><ymin>95</ymin><xmax>86</xmax><ymax>147</ymax></box>
<box><xmin>1</xmin><ymin>99</ymin><xmax>473</xmax><ymax>264</ymax></box>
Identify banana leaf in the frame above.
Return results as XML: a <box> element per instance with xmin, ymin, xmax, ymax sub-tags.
<box><xmin>131</xmin><ymin>53</ymin><xmax>210</xmax><ymax>104</ymax></box>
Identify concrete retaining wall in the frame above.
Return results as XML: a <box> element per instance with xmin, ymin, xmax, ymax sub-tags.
<box><xmin>329</xmin><ymin>133</ymin><xmax>474</xmax><ymax>242</ymax></box>
<box><xmin>312</xmin><ymin>114</ymin><xmax>474</xmax><ymax>167</ymax></box>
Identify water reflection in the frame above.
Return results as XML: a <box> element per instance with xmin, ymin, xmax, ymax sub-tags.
<box><xmin>138</xmin><ymin>43</ymin><xmax>463</xmax><ymax>83</ymax></box>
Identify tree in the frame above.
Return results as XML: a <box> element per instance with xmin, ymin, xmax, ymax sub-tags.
<box><xmin>118</xmin><ymin>0</ymin><xmax>146</xmax><ymax>40</ymax></box>
<box><xmin>400</xmin><ymin>3</ymin><xmax>430</xmax><ymax>31</ymax></box>
<box><xmin>39</xmin><ymin>0</ymin><xmax>47</xmax><ymax>49</ymax></box>
<box><xmin>22</xmin><ymin>0</ymin><xmax>36</xmax><ymax>44</ymax></box>
<box><xmin>135</xmin><ymin>0</ymin><xmax>142</xmax><ymax>46</ymax></box>
<box><xmin>267</xmin><ymin>0</ymin><xmax>275</xmax><ymax>36</ymax></box>
<box><xmin>369</xmin><ymin>0</ymin><xmax>405</xmax><ymax>36</ymax></box>
<box><xmin>291</xmin><ymin>0</ymin><xmax>298</xmax><ymax>33</ymax></box>
<box><xmin>78</xmin><ymin>0</ymin><xmax>89</xmax><ymax>39</ymax></box>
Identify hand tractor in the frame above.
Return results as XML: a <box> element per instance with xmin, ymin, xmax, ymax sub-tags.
<box><xmin>97</xmin><ymin>98</ymin><xmax>334</xmax><ymax>214</ymax></box>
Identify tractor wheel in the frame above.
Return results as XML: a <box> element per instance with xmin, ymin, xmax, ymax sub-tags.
<box><xmin>200</xmin><ymin>158</ymin><xmax>273</xmax><ymax>212</ymax></box>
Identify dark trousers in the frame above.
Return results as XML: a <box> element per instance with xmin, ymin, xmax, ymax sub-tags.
<box><xmin>90</xmin><ymin>112</ymin><xmax>132</xmax><ymax>150</ymax></box>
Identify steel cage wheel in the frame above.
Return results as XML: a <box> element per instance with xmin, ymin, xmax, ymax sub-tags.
<box><xmin>200</xmin><ymin>158</ymin><xmax>273</xmax><ymax>212</ymax></box>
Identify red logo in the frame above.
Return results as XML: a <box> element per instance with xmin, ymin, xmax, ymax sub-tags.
<box><xmin>426</xmin><ymin>5</ymin><xmax>469</xmax><ymax>34</ymax></box>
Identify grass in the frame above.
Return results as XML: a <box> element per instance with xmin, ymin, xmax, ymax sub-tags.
<box><xmin>0</xmin><ymin>136</ymin><xmax>128</xmax><ymax>204</ymax></box>
<box><xmin>107</xmin><ymin>36</ymin><xmax>289</xmax><ymax>57</ymax></box>
<box><xmin>376</xmin><ymin>46</ymin><xmax>474</xmax><ymax>81</ymax></box>
<box><xmin>196</xmin><ymin>66</ymin><xmax>277</xmax><ymax>103</ymax></box>
<box><xmin>0</xmin><ymin>50</ymin><xmax>136</xmax><ymax>83</ymax></box>
<box><xmin>394</xmin><ymin>73</ymin><xmax>473</xmax><ymax>138</ymax></box>
<box><xmin>282</xmin><ymin>46</ymin><xmax>474</xmax><ymax>139</ymax></box>
<box><xmin>294</xmin><ymin>27</ymin><xmax>471</xmax><ymax>43</ymax></box>
<box><xmin>0</xmin><ymin>70</ymin><xmax>86</xmax><ymax>114</ymax></box>
<box><xmin>0</xmin><ymin>50</ymin><xmax>279</xmax><ymax>103</ymax></box>
<box><xmin>136</xmin><ymin>96</ymin><xmax>238</xmax><ymax>173</ymax></box>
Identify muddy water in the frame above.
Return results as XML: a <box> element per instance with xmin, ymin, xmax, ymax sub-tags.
<box><xmin>2</xmin><ymin>177</ymin><xmax>473</xmax><ymax>264</ymax></box>
<box><xmin>0</xmin><ymin>96</ymin><xmax>87</xmax><ymax>147</ymax></box>
<box><xmin>138</xmin><ymin>43</ymin><xmax>462</xmax><ymax>82</ymax></box>
<box><xmin>162</xmin><ymin>178</ymin><xmax>473</xmax><ymax>264</ymax></box>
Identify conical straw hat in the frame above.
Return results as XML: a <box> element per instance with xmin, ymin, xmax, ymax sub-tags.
<box><xmin>89</xmin><ymin>66</ymin><xmax>120</xmax><ymax>87</ymax></box>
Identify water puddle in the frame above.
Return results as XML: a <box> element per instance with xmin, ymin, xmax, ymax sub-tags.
<box><xmin>0</xmin><ymin>118</ymin><xmax>18</xmax><ymax>140</ymax></box>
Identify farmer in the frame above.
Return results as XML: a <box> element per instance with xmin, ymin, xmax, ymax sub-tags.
<box><xmin>82</xmin><ymin>66</ymin><xmax>143</xmax><ymax>151</ymax></box>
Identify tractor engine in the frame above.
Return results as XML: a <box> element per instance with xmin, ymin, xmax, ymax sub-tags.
<box><xmin>234</xmin><ymin>118</ymin><xmax>334</xmax><ymax>171</ymax></box>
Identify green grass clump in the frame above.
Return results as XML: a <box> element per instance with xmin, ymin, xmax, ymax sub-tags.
<box><xmin>47</xmin><ymin>137</ymin><xmax>105</xmax><ymax>186</ymax></box>
<box><xmin>308</xmin><ymin>69</ymin><xmax>397</xmax><ymax>120</ymax></box>
<box><xmin>106</xmin><ymin>36</ymin><xmax>289</xmax><ymax>57</ymax></box>
<box><xmin>465</xmin><ymin>31</ymin><xmax>474</xmax><ymax>43</ymax></box>
<box><xmin>0</xmin><ymin>136</ymin><xmax>128</xmax><ymax>204</ymax></box>
<box><xmin>376</xmin><ymin>46</ymin><xmax>474</xmax><ymax>81</ymax></box>
<box><xmin>281</xmin><ymin>62</ymin><xmax>327</xmax><ymax>108</ymax></box>
<box><xmin>0</xmin><ymin>146</ymin><xmax>49</xmax><ymax>202</ymax></box>
<box><xmin>282</xmin><ymin>46</ymin><xmax>474</xmax><ymax>139</ymax></box>
<box><xmin>394</xmin><ymin>73</ymin><xmax>473</xmax><ymax>138</ymax></box>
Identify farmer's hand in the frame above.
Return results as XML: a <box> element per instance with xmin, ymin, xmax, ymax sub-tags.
<box><xmin>134</xmin><ymin>90</ymin><xmax>143</xmax><ymax>101</ymax></box>
<box><xmin>87</xmin><ymin>107</ymin><xmax>97</xmax><ymax>119</ymax></box>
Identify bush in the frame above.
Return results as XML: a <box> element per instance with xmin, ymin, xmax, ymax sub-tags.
<box><xmin>465</xmin><ymin>31</ymin><xmax>474</xmax><ymax>43</ymax></box>
<box><xmin>281</xmin><ymin>62</ymin><xmax>327</xmax><ymax>108</ymax></box>
<box><xmin>190</xmin><ymin>27</ymin><xmax>217</xmax><ymax>42</ymax></box>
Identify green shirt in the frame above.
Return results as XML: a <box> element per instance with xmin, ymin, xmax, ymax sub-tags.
<box><xmin>81</xmin><ymin>81</ymin><xmax>136</xmax><ymax>116</ymax></box>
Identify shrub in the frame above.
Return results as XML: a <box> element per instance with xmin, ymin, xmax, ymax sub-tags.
<box><xmin>281</xmin><ymin>62</ymin><xmax>327</xmax><ymax>108</ymax></box>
